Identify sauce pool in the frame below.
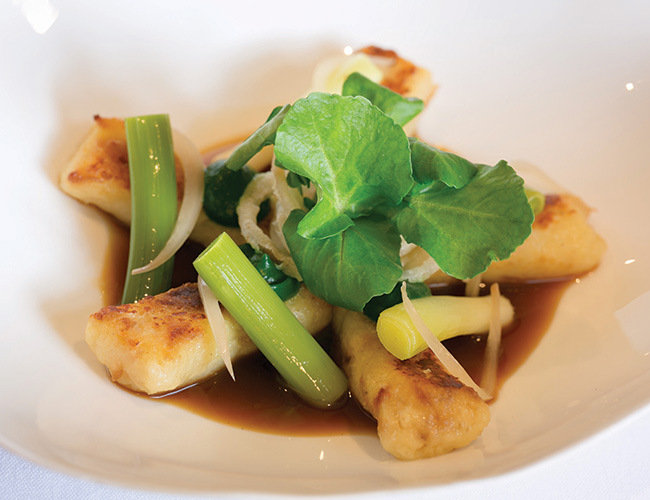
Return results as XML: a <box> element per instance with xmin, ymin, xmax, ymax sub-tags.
<box><xmin>102</xmin><ymin>219</ymin><xmax>574</xmax><ymax>436</ymax></box>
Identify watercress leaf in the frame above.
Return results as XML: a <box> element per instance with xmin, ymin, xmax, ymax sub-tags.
<box><xmin>363</xmin><ymin>281</ymin><xmax>431</xmax><ymax>321</ymax></box>
<box><xmin>303</xmin><ymin>195</ymin><xmax>316</xmax><ymax>210</ymax></box>
<box><xmin>224</xmin><ymin>104</ymin><xmax>291</xmax><ymax>171</ymax></box>
<box><xmin>283</xmin><ymin>210</ymin><xmax>403</xmax><ymax>311</ymax></box>
<box><xmin>265</xmin><ymin>105</ymin><xmax>284</xmax><ymax>121</ymax></box>
<box><xmin>397</xmin><ymin>160</ymin><xmax>534</xmax><ymax>279</ymax></box>
<box><xmin>342</xmin><ymin>72</ymin><xmax>424</xmax><ymax>126</ymax></box>
<box><xmin>408</xmin><ymin>137</ymin><xmax>477</xmax><ymax>188</ymax></box>
<box><xmin>203</xmin><ymin>160</ymin><xmax>270</xmax><ymax>227</ymax></box>
<box><xmin>286</xmin><ymin>171</ymin><xmax>311</xmax><ymax>190</ymax></box>
<box><xmin>275</xmin><ymin>92</ymin><xmax>413</xmax><ymax>239</ymax></box>
<box><xmin>300</xmin><ymin>197</ymin><xmax>356</xmax><ymax>238</ymax></box>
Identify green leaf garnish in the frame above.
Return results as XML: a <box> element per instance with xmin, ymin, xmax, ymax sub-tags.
<box><xmin>342</xmin><ymin>72</ymin><xmax>424</xmax><ymax>126</ymax></box>
<box><xmin>408</xmin><ymin>137</ymin><xmax>477</xmax><ymax>188</ymax></box>
<box><xmin>286</xmin><ymin>171</ymin><xmax>311</xmax><ymax>190</ymax></box>
<box><xmin>203</xmin><ymin>159</ymin><xmax>270</xmax><ymax>227</ymax></box>
<box><xmin>363</xmin><ymin>281</ymin><xmax>431</xmax><ymax>321</ymax></box>
<box><xmin>283</xmin><ymin>211</ymin><xmax>403</xmax><ymax>311</ymax></box>
<box><xmin>227</xmin><ymin>82</ymin><xmax>535</xmax><ymax>310</ymax></box>
<box><xmin>239</xmin><ymin>244</ymin><xmax>300</xmax><ymax>301</ymax></box>
<box><xmin>223</xmin><ymin>104</ymin><xmax>291</xmax><ymax>172</ymax></box>
<box><xmin>274</xmin><ymin>92</ymin><xmax>413</xmax><ymax>239</ymax></box>
<box><xmin>397</xmin><ymin>161</ymin><xmax>534</xmax><ymax>279</ymax></box>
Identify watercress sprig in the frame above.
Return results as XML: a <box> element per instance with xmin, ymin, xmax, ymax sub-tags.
<box><xmin>396</xmin><ymin>160</ymin><xmax>532</xmax><ymax>280</ymax></box>
<box><xmin>283</xmin><ymin>212</ymin><xmax>403</xmax><ymax>312</ymax></box>
<box><xmin>342</xmin><ymin>72</ymin><xmax>424</xmax><ymax>126</ymax></box>
<box><xmin>275</xmin><ymin>92</ymin><xmax>414</xmax><ymax>239</ymax></box>
<box><xmin>223</xmin><ymin>104</ymin><xmax>291</xmax><ymax>172</ymax></box>
<box><xmin>222</xmin><ymin>74</ymin><xmax>534</xmax><ymax>311</ymax></box>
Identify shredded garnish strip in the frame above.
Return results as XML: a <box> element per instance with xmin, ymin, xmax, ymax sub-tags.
<box><xmin>236</xmin><ymin>171</ymin><xmax>282</xmax><ymax>256</ymax></box>
<box><xmin>481</xmin><ymin>283</ymin><xmax>503</xmax><ymax>397</ymax></box>
<box><xmin>268</xmin><ymin>165</ymin><xmax>306</xmax><ymax>261</ymax></box>
<box><xmin>197</xmin><ymin>277</ymin><xmax>235</xmax><ymax>381</ymax></box>
<box><xmin>399</xmin><ymin>241</ymin><xmax>440</xmax><ymax>283</ymax></box>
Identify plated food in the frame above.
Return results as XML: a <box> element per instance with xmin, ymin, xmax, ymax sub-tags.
<box><xmin>60</xmin><ymin>47</ymin><xmax>605</xmax><ymax>460</ymax></box>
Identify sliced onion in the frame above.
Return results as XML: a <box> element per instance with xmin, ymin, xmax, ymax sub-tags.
<box><xmin>481</xmin><ymin>283</ymin><xmax>503</xmax><ymax>397</ymax></box>
<box><xmin>400</xmin><ymin>283</ymin><xmax>492</xmax><ymax>401</ymax></box>
<box><xmin>271</xmin><ymin>165</ymin><xmax>305</xmax><ymax>221</ymax></box>
<box><xmin>237</xmin><ymin>169</ymin><xmax>301</xmax><ymax>279</ymax></box>
<box><xmin>237</xmin><ymin>171</ymin><xmax>276</xmax><ymax>251</ymax></box>
<box><xmin>399</xmin><ymin>241</ymin><xmax>440</xmax><ymax>282</ymax></box>
<box><xmin>132</xmin><ymin>129</ymin><xmax>205</xmax><ymax>275</ymax></box>
<box><xmin>197</xmin><ymin>277</ymin><xmax>235</xmax><ymax>381</ymax></box>
<box><xmin>268</xmin><ymin>165</ymin><xmax>302</xmax><ymax>255</ymax></box>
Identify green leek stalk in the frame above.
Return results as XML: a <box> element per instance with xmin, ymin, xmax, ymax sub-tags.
<box><xmin>194</xmin><ymin>233</ymin><xmax>348</xmax><ymax>408</ymax></box>
<box><xmin>122</xmin><ymin>114</ymin><xmax>178</xmax><ymax>304</ymax></box>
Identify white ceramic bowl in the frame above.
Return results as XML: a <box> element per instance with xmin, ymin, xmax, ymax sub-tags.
<box><xmin>1</xmin><ymin>0</ymin><xmax>649</xmax><ymax>496</ymax></box>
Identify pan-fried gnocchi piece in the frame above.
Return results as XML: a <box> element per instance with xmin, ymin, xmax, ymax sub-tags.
<box><xmin>333</xmin><ymin>308</ymin><xmax>490</xmax><ymax>460</ymax></box>
<box><xmin>60</xmin><ymin>116</ymin><xmax>144</xmax><ymax>226</ymax></box>
<box><xmin>358</xmin><ymin>46</ymin><xmax>436</xmax><ymax>103</ymax></box>
<box><xmin>86</xmin><ymin>283</ymin><xmax>332</xmax><ymax>395</ymax></box>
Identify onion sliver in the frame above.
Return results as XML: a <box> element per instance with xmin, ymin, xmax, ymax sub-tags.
<box><xmin>238</xmin><ymin>170</ymin><xmax>301</xmax><ymax>279</ymax></box>
<box><xmin>481</xmin><ymin>283</ymin><xmax>503</xmax><ymax>397</ymax></box>
<box><xmin>197</xmin><ymin>277</ymin><xmax>235</xmax><ymax>381</ymax></box>
<box><xmin>269</xmin><ymin>165</ymin><xmax>304</xmax><ymax>254</ymax></box>
<box><xmin>237</xmin><ymin>171</ymin><xmax>277</xmax><ymax>253</ymax></box>
<box><xmin>400</xmin><ymin>283</ymin><xmax>491</xmax><ymax>401</ymax></box>
<box><xmin>399</xmin><ymin>242</ymin><xmax>440</xmax><ymax>283</ymax></box>
<box><xmin>132</xmin><ymin>129</ymin><xmax>205</xmax><ymax>275</ymax></box>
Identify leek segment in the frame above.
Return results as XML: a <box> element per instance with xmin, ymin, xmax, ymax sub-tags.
<box><xmin>132</xmin><ymin>129</ymin><xmax>205</xmax><ymax>276</ymax></box>
<box><xmin>525</xmin><ymin>187</ymin><xmax>546</xmax><ymax>216</ymax></box>
<box><xmin>194</xmin><ymin>233</ymin><xmax>348</xmax><ymax>409</ymax></box>
<box><xmin>376</xmin><ymin>294</ymin><xmax>514</xmax><ymax>360</ymax></box>
<box><xmin>399</xmin><ymin>284</ymin><xmax>492</xmax><ymax>401</ymax></box>
<box><xmin>122</xmin><ymin>114</ymin><xmax>177</xmax><ymax>304</ymax></box>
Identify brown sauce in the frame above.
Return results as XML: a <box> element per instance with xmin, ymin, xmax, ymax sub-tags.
<box><xmin>102</xmin><ymin>219</ymin><xmax>574</xmax><ymax>436</ymax></box>
<box><xmin>441</xmin><ymin>280</ymin><xmax>572</xmax><ymax>398</ymax></box>
<box><xmin>161</xmin><ymin>349</ymin><xmax>379</xmax><ymax>436</ymax></box>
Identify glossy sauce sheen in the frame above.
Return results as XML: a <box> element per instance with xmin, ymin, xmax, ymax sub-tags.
<box><xmin>103</xmin><ymin>221</ymin><xmax>573</xmax><ymax>436</ymax></box>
